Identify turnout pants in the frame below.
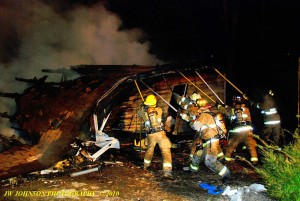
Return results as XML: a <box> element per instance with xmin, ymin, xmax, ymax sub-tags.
<box><xmin>262</xmin><ymin>125</ymin><xmax>284</xmax><ymax>146</ymax></box>
<box><xmin>189</xmin><ymin>138</ymin><xmax>225</xmax><ymax>171</ymax></box>
<box><xmin>144</xmin><ymin>130</ymin><xmax>172</xmax><ymax>172</ymax></box>
<box><xmin>226</xmin><ymin>130</ymin><xmax>258</xmax><ymax>163</ymax></box>
<box><xmin>190</xmin><ymin>138</ymin><xmax>229</xmax><ymax>179</ymax></box>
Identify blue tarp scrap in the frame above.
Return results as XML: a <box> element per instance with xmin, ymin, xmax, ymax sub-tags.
<box><xmin>198</xmin><ymin>182</ymin><xmax>223</xmax><ymax>195</ymax></box>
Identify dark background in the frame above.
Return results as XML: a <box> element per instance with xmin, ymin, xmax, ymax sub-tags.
<box><xmin>104</xmin><ymin>0</ymin><xmax>299</xmax><ymax>133</ymax></box>
<box><xmin>1</xmin><ymin>0</ymin><xmax>299</xmax><ymax>132</ymax></box>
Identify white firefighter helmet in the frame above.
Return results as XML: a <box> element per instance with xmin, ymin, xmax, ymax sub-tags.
<box><xmin>190</xmin><ymin>92</ymin><xmax>201</xmax><ymax>102</ymax></box>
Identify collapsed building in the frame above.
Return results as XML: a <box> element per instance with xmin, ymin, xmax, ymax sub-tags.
<box><xmin>0</xmin><ymin>64</ymin><xmax>226</xmax><ymax>180</ymax></box>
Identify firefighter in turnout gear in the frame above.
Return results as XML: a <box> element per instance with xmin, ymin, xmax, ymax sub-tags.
<box><xmin>250</xmin><ymin>90</ymin><xmax>284</xmax><ymax>146</ymax></box>
<box><xmin>174</xmin><ymin>93</ymin><xmax>230</xmax><ymax>183</ymax></box>
<box><xmin>173</xmin><ymin>92</ymin><xmax>203</xmax><ymax>171</ymax></box>
<box><xmin>137</xmin><ymin>94</ymin><xmax>173</xmax><ymax>179</ymax></box>
<box><xmin>195</xmin><ymin>98</ymin><xmax>227</xmax><ymax>165</ymax></box>
<box><xmin>217</xmin><ymin>95</ymin><xmax>258</xmax><ymax>165</ymax></box>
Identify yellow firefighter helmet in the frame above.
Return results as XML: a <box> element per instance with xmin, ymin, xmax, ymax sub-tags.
<box><xmin>197</xmin><ymin>98</ymin><xmax>212</xmax><ymax>111</ymax></box>
<box><xmin>144</xmin><ymin>94</ymin><xmax>157</xmax><ymax>106</ymax></box>
<box><xmin>196</xmin><ymin>98</ymin><xmax>208</xmax><ymax>107</ymax></box>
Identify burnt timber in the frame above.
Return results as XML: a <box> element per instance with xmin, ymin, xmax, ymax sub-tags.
<box><xmin>0</xmin><ymin>64</ymin><xmax>226</xmax><ymax>179</ymax></box>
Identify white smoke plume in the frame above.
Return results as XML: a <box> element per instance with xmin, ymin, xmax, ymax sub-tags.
<box><xmin>0</xmin><ymin>0</ymin><xmax>161</xmax><ymax>139</ymax></box>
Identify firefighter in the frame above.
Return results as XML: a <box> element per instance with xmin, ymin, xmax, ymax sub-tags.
<box><xmin>137</xmin><ymin>94</ymin><xmax>173</xmax><ymax>179</ymax></box>
<box><xmin>192</xmin><ymin>94</ymin><xmax>227</xmax><ymax>165</ymax></box>
<box><xmin>175</xmin><ymin>94</ymin><xmax>230</xmax><ymax>183</ymax></box>
<box><xmin>174</xmin><ymin>93</ymin><xmax>227</xmax><ymax>169</ymax></box>
<box><xmin>217</xmin><ymin>95</ymin><xmax>258</xmax><ymax>165</ymax></box>
<box><xmin>250</xmin><ymin>90</ymin><xmax>284</xmax><ymax>147</ymax></box>
<box><xmin>173</xmin><ymin>92</ymin><xmax>203</xmax><ymax>171</ymax></box>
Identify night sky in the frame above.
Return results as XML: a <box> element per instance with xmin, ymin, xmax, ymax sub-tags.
<box><xmin>100</xmin><ymin>0</ymin><xmax>300</xmax><ymax>132</ymax></box>
<box><xmin>0</xmin><ymin>0</ymin><xmax>299</xmax><ymax>132</ymax></box>
<box><xmin>106</xmin><ymin>0</ymin><xmax>300</xmax><ymax>131</ymax></box>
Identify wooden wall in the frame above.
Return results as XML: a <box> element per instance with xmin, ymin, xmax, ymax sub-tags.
<box><xmin>105</xmin><ymin>72</ymin><xmax>225</xmax><ymax>135</ymax></box>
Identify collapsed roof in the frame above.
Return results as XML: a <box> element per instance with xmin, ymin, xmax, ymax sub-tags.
<box><xmin>0</xmin><ymin>63</ymin><xmax>226</xmax><ymax>179</ymax></box>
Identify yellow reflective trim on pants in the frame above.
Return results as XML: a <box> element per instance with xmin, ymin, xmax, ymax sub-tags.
<box><xmin>218</xmin><ymin>166</ymin><xmax>228</xmax><ymax>176</ymax></box>
<box><xmin>190</xmin><ymin>164</ymin><xmax>199</xmax><ymax>171</ymax></box>
<box><xmin>217</xmin><ymin>152</ymin><xmax>224</xmax><ymax>157</ymax></box>
<box><xmin>251</xmin><ymin>157</ymin><xmax>258</xmax><ymax>162</ymax></box>
<box><xmin>163</xmin><ymin>163</ymin><xmax>172</xmax><ymax>168</ymax></box>
<box><xmin>196</xmin><ymin>150</ymin><xmax>203</xmax><ymax>156</ymax></box>
<box><xmin>203</xmin><ymin>138</ymin><xmax>219</xmax><ymax>147</ymax></box>
<box><xmin>144</xmin><ymin>159</ymin><xmax>151</xmax><ymax>164</ymax></box>
<box><xmin>225</xmin><ymin>157</ymin><xmax>234</xmax><ymax>161</ymax></box>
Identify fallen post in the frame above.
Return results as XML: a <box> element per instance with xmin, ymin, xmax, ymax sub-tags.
<box><xmin>70</xmin><ymin>166</ymin><xmax>101</xmax><ymax>177</ymax></box>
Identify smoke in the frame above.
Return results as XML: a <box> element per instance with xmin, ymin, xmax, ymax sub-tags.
<box><xmin>0</xmin><ymin>0</ymin><xmax>161</xmax><ymax>139</ymax></box>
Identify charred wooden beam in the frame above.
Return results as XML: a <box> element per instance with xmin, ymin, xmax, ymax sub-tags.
<box><xmin>0</xmin><ymin>112</ymin><xmax>13</xmax><ymax>120</ymax></box>
<box><xmin>0</xmin><ymin>92</ymin><xmax>20</xmax><ymax>98</ymax></box>
<box><xmin>42</xmin><ymin>68</ymin><xmax>77</xmax><ymax>82</ymax></box>
<box><xmin>15</xmin><ymin>75</ymin><xmax>48</xmax><ymax>85</ymax></box>
<box><xmin>42</xmin><ymin>68</ymin><xmax>69</xmax><ymax>74</ymax></box>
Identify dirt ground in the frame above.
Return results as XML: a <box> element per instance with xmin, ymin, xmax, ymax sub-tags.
<box><xmin>0</xmin><ymin>145</ymin><xmax>274</xmax><ymax>201</ymax></box>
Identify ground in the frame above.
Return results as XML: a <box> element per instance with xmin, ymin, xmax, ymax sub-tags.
<box><xmin>0</xmin><ymin>145</ymin><xmax>274</xmax><ymax>201</ymax></box>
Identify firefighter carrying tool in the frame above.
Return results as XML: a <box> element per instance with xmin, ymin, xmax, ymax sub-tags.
<box><xmin>217</xmin><ymin>96</ymin><xmax>258</xmax><ymax>165</ymax></box>
<box><xmin>174</xmin><ymin>93</ymin><xmax>230</xmax><ymax>184</ymax></box>
<box><xmin>213</xmin><ymin>67</ymin><xmax>258</xmax><ymax>164</ymax></box>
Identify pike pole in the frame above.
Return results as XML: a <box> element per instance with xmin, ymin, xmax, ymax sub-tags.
<box><xmin>134</xmin><ymin>80</ymin><xmax>144</xmax><ymax>102</ymax></box>
<box><xmin>195</xmin><ymin>71</ymin><xmax>224</xmax><ymax>104</ymax></box>
<box><xmin>139</xmin><ymin>79</ymin><xmax>178</xmax><ymax>112</ymax></box>
<box><xmin>133</xmin><ymin>79</ymin><xmax>144</xmax><ymax>159</ymax></box>
<box><xmin>213</xmin><ymin>67</ymin><xmax>248</xmax><ymax>100</ymax></box>
<box><xmin>178</xmin><ymin>71</ymin><xmax>215</xmax><ymax>103</ymax></box>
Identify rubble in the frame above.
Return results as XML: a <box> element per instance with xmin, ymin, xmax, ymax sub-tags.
<box><xmin>0</xmin><ymin>64</ymin><xmax>225</xmax><ymax>179</ymax></box>
<box><xmin>222</xmin><ymin>184</ymin><xmax>269</xmax><ymax>201</ymax></box>
<box><xmin>0</xmin><ymin>64</ymin><xmax>276</xmax><ymax>200</ymax></box>
<box><xmin>0</xmin><ymin>147</ymin><xmax>274</xmax><ymax>200</ymax></box>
